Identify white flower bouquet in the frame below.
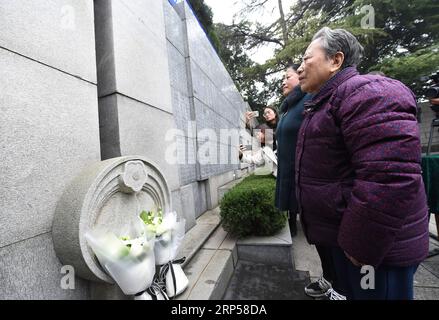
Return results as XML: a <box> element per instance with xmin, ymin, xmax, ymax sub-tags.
<box><xmin>85</xmin><ymin>217</ymin><xmax>156</xmax><ymax>296</ymax></box>
<box><xmin>140</xmin><ymin>209</ymin><xmax>188</xmax><ymax>298</ymax></box>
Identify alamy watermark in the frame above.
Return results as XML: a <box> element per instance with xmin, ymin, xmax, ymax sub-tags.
<box><xmin>360</xmin><ymin>265</ymin><xmax>376</xmax><ymax>290</ymax></box>
<box><xmin>60</xmin><ymin>265</ymin><xmax>75</xmax><ymax>290</ymax></box>
<box><xmin>360</xmin><ymin>5</ymin><xmax>375</xmax><ymax>29</ymax></box>
<box><xmin>163</xmin><ymin>122</ymin><xmax>275</xmax><ymax>175</ymax></box>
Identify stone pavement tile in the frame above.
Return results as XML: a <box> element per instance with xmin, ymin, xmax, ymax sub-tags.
<box><xmin>219</xmin><ymin>233</ymin><xmax>237</xmax><ymax>251</ymax></box>
<box><xmin>414</xmin><ymin>287</ymin><xmax>439</xmax><ymax>300</ymax></box>
<box><xmin>203</xmin><ymin>226</ymin><xmax>228</xmax><ymax>250</ymax></box>
<box><xmin>429</xmin><ymin>236</ymin><xmax>439</xmax><ymax>249</ymax></box>
<box><xmin>414</xmin><ymin>265</ymin><xmax>439</xmax><ymax>288</ymax></box>
<box><xmin>178</xmin><ymin>249</ymin><xmax>217</xmax><ymax>300</ymax></box>
<box><xmin>223</xmin><ymin>260</ymin><xmax>312</xmax><ymax>300</ymax></box>
<box><xmin>291</xmin><ymin>223</ymin><xmax>322</xmax><ymax>278</ymax></box>
<box><xmin>237</xmin><ymin>224</ymin><xmax>291</xmax><ymax>246</ymax></box>
<box><xmin>422</xmin><ymin>259</ymin><xmax>439</xmax><ymax>278</ymax></box>
<box><xmin>219</xmin><ymin>233</ymin><xmax>238</xmax><ymax>267</ymax></box>
<box><xmin>197</xmin><ymin>207</ymin><xmax>221</xmax><ymax>225</ymax></box>
<box><xmin>187</xmin><ymin>250</ymin><xmax>234</xmax><ymax>300</ymax></box>
<box><xmin>429</xmin><ymin>216</ymin><xmax>438</xmax><ymax>238</ymax></box>
<box><xmin>179</xmin><ymin>224</ymin><xmax>218</xmax><ymax>267</ymax></box>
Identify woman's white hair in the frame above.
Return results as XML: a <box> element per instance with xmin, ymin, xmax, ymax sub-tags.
<box><xmin>312</xmin><ymin>27</ymin><xmax>364</xmax><ymax>68</ymax></box>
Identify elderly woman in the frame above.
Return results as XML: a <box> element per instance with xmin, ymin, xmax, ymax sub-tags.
<box><xmin>295</xmin><ymin>27</ymin><xmax>429</xmax><ymax>300</ymax></box>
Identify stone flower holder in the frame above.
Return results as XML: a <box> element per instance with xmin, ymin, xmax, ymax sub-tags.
<box><xmin>52</xmin><ymin>156</ymin><xmax>171</xmax><ymax>283</ymax></box>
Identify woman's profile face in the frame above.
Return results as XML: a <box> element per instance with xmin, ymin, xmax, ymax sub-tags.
<box><xmin>263</xmin><ymin>108</ymin><xmax>276</xmax><ymax>122</ymax></box>
<box><xmin>282</xmin><ymin>67</ymin><xmax>300</xmax><ymax>96</ymax></box>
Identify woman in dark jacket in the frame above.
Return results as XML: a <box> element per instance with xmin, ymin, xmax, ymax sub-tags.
<box><xmin>296</xmin><ymin>27</ymin><xmax>429</xmax><ymax>300</ymax></box>
<box><xmin>275</xmin><ymin>64</ymin><xmax>312</xmax><ymax>234</ymax></box>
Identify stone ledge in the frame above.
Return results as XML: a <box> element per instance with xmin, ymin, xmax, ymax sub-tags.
<box><xmin>236</xmin><ymin>224</ymin><xmax>293</xmax><ymax>267</ymax></box>
<box><xmin>178</xmin><ymin>208</ymin><xmax>221</xmax><ymax>268</ymax></box>
<box><xmin>177</xmin><ymin>225</ymin><xmax>238</xmax><ymax>300</ymax></box>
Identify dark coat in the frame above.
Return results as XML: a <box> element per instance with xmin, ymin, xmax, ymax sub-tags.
<box><xmin>275</xmin><ymin>86</ymin><xmax>313</xmax><ymax>211</ymax></box>
<box><xmin>295</xmin><ymin>67</ymin><xmax>429</xmax><ymax>267</ymax></box>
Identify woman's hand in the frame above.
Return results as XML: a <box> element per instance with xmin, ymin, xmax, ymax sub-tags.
<box><xmin>245</xmin><ymin>111</ymin><xmax>257</xmax><ymax>124</ymax></box>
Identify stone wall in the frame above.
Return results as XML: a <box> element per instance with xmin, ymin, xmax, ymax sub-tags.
<box><xmin>0</xmin><ymin>0</ymin><xmax>247</xmax><ymax>299</ymax></box>
<box><xmin>0</xmin><ymin>0</ymin><xmax>99</xmax><ymax>299</ymax></box>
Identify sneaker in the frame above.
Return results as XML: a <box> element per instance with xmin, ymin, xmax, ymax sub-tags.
<box><xmin>324</xmin><ymin>288</ymin><xmax>347</xmax><ymax>300</ymax></box>
<box><xmin>304</xmin><ymin>276</ymin><xmax>332</xmax><ymax>298</ymax></box>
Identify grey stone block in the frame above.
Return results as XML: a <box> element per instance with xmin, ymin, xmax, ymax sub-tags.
<box><xmin>292</xmin><ymin>222</ymin><xmax>322</xmax><ymax>278</ymax></box>
<box><xmin>0</xmin><ymin>48</ymin><xmax>100</xmax><ymax>248</ymax></box>
<box><xmin>0</xmin><ymin>233</ymin><xmax>90</xmax><ymax>300</ymax></box>
<box><xmin>194</xmin><ymin>181</ymin><xmax>208</xmax><ymax>218</ymax></box>
<box><xmin>237</xmin><ymin>224</ymin><xmax>292</xmax><ymax>246</ymax></box>
<box><xmin>114</xmin><ymin>94</ymin><xmax>180</xmax><ymax>190</ymax></box>
<box><xmin>163</xmin><ymin>0</ymin><xmax>186</xmax><ymax>56</ymax></box>
<box><xmin>414</xmin><ymin>265</ymin><xmax>439</xmax><ymax>288</ymax></box>
<box><xmin>179</xmin><ymin>184</ymin><xmax>197</xmax><ymax>231</ymax></box>
<box><xmin>236</xmin><ymin>224</ymin><xmax>293</xmax><ymax>267</ymax></box>
<box><xmin>179</xmin><ymin>224</ymin><xmax>218</xmax><ymax>268</ymax></box>
<box><xmin>109</xmin><ymin>0</ymin><xmax>173</xmax><ymax>113</ymax></box>
<box><xmin>197</xmin><ymin>207</ymin><xmax>221</xmax><ymax>226</ymax></box>
<box><xmin>187</xmin><ymin>249</ymin><xmax>234</xmax><ymax>300</ymax></box>
<box><xmin>0</xmin><ymin>0</ymin><xmax>96</xmax><ymax>83</ymax></box>
<box><xmin>177</xmin><ymin>248</ymin><xmax>216</xmax><ymax>300</ymax></box>
<box><xmin>205</xmin><ymin>171</ymin><xmax>235</xmax><ymax>209</ymax></box>
<box><xmin>203</xmin><ymin>226</ymin><xmax>229</xmax><ymax>250</ymax></box>
<box><xmin>414</xmin><ymin>287</ymin><xmax>439</xmax><ymax>300</ymax></box>
<box><xmin>90</xmin><ymin>282</ymin><xmax>129</xmax><ymax>300</ymax></box>
<box><xmin>168</xmin><ymin>43</ymin><xmax>190</xmax><ymax>96</ymax></box>
<box><xmin>171</xmin><ymin>88</ymin><xmax>191</xmax><ymax>133</ymax></box>
<box><xmin>174</xmin><ymin>136</ymin><xmax>197</xmax><ymax>186</ymax></box>
<box><xmin>237</xmin><ymin>245</ymin><xmax>293</xmax><ymax>267</ymax></box>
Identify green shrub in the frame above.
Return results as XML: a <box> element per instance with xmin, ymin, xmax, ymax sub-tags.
<box><xmin>219</xmin><ymin>174</ymin><xmax>287</xmax><ymax>237</ymax></box>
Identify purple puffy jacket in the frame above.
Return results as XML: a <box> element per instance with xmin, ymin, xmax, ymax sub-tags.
<box><xmin>295</xmin><ymin>67</ymin><xmax>429</xmax><ymax>267</ymax></box>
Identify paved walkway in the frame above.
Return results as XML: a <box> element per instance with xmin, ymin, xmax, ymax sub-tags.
<box><xmin>222</xmin><ymin>216</ymin><xmax>439</xmax><ymax>300</ymax></box>
<box><xmin>223</xmin><ymin>256</ymin><xmax>311</xmax><ymax>300</ymax></box>
<box><xmin>292</xmin><ymin>215</ymin><xmax>439</xmax><ymax>300</ymax></box>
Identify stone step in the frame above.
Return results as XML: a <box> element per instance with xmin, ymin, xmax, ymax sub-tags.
<box><xmin>223</xmin><ymin>260</ymin><xmax>311</xmax><ymax>300</ymax></box>
<box><xmin>236</xmin><ymin>223</ymin><xmax>294</xmax><ymax>267</ymax></box>
<box><xmin>176</xmin><ymin>225</ymin><xmax>238</xmax><ymax>300</ymax></box>
<box><xmin>177</xmin><ymin>207</ymin><xmax>221</xmax><ymax>268</ymax></box>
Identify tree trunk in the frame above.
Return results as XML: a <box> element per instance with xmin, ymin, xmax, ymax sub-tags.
<box><xmin>277</xmin><ymin>0</ymin><xmax>288</xmax><ymax>47</ymax></box>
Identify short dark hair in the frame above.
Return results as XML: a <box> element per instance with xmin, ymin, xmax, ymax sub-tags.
<box><xmin>286</xmin><ymin>63</ymin><xmax>300</xmax><ymax>72</ymax></box>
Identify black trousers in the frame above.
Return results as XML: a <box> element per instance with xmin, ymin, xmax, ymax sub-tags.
<box><xmin>315</xmin><ymin>244</ymin><xmax>341</xmax><ymax>292</ymax></box>
<box><xmin>287</xmin><ymin>211</ymin><xmax>297</xmax><ymax>237</ymax></box>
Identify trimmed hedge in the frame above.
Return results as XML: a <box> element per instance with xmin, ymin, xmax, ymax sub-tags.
<box><xmin>219</xmin><ymin>174</ymin><xmax>287</xmax><ymax>237</ymax></box>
